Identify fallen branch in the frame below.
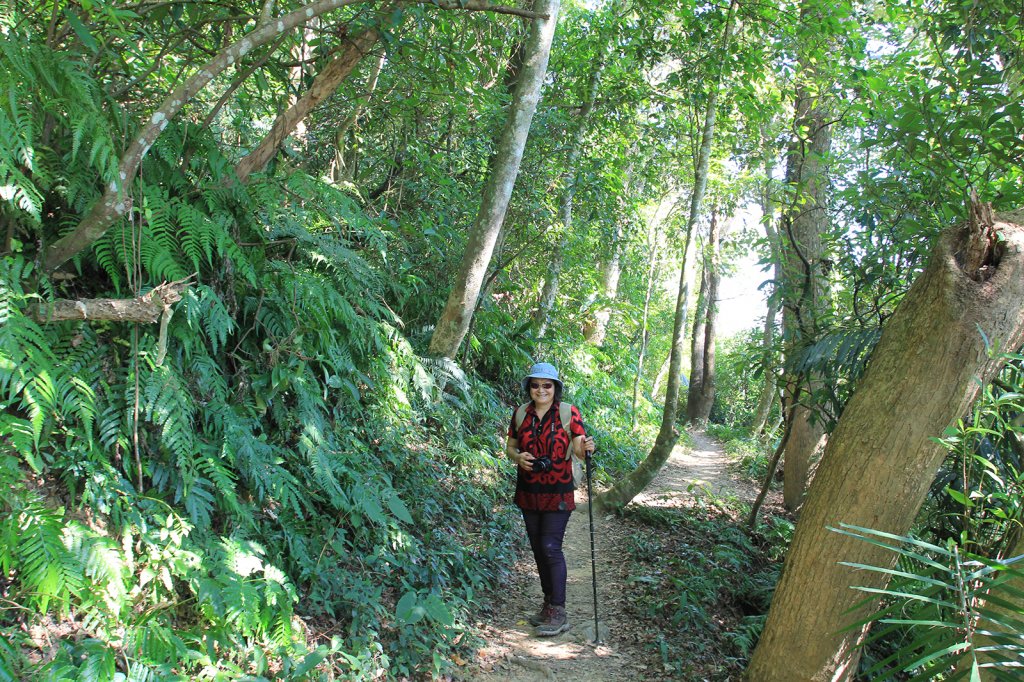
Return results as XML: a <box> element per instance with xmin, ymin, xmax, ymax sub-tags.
<box><xmin>34</xmin><ymin>278</ymin><xmax>193</xmax><ymax>324</ymax></box>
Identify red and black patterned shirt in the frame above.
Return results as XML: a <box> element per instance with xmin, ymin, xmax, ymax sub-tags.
<box><xmin>508</xmin><ymin>402</ymin><xmax>586</xmax><ymax>512</ymax></box>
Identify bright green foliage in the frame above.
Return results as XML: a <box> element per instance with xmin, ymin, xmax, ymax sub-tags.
<box><xmin>0</xmin><ymin>0</ymin><xmax>1021</xmax><ymax>677</ymax></box>
<box><xmin>926</xmin><ymin>356</ymin><xmax>1024</xmax><ymax>558</ymax></box>
<box><xmin>835</xmin><ymin>524</ymin><xmax>1024</xmax><ymax>681</ymax></box>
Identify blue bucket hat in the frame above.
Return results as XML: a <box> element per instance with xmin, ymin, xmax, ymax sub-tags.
<box><xmin>521</xmin><ymin>362</ymin><xmax>563</xmax><ymax>393</ymax></box>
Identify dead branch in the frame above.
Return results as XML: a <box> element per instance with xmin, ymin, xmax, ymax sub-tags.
<box><xmin>34</xmin><ymin>277</ymin><xmax>194</xmax><ymax>324</ymax></box>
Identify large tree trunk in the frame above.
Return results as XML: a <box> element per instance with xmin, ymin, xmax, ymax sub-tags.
<box><xmin>779</xmin><ymin>40</ymin><xmax>834</xmax><ymax>511</ymax></box>
<box><xmin>746</xmin><ymin>207</ymin><xmax>1024</xmax><ymax>681</ymax></box>
<box><xmin>686</xmin><ymin>252</ymin><xmax>709</xmax><ymax>417</ymax></box>
<box><xmin>781</xmin><ymin>395</ymin><xmax>826</xmax><ymax>511</ymax></box>
<box><xmin>428</xmin><ymin>0</ymin><xmax>561</xmax><ymax>358</ymax></box>
<box><xmin>699</xmin><ymin>210</ymin><xmax>721</xmax><ymax>417</ymax></box>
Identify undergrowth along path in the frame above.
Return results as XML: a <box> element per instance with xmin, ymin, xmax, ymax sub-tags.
<box><xmin>466</xmin><ymin>429</ymin><xmax>756</xmax><ymax>681</ymax></box>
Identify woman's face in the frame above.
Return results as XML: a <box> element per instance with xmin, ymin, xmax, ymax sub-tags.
<box><xmin>529</xmin><ymin>380</ymin><xmax>556</xmax><ymax>408</ymax></box>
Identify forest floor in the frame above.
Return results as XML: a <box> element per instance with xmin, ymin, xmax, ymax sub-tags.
<box><xmin>463</xmin><ymin>430</ymin><xmax>778</xmax><ymax>682</ymax></box>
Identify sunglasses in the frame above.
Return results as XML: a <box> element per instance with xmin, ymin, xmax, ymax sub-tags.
<box><xmin>529</xmin><ymin>382</ymin><xmax>554</xmax><ymax>390</ymax></box>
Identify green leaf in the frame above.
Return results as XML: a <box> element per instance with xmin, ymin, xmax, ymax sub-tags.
<box><xmin>290</xmin><ymin>645</ymin><xmax>329</xmax><ymax>679</ymax></box>
<box><xmin>63</xmin><ymin>9</ymin><xmax>99</xmax><ymax>53</ymax></box>
<box><xmin>387</xmin><ymin>494</ymin><xmax>414</xmax><ymax>524</ymax></box>
<box><xmin>423</xmin><ymin>593</ymin><xmax>454</xmax><ymax>626</ymax></box>
<box><xmin>396</xmin><ymin>591</ymin><xmax>426</xmax><ymax>624</ymax></box>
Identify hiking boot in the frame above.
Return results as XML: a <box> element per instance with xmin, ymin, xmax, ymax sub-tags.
<box><xmin>528</xmin><ymin>602</ymin><xmax>551</xmax><ymax>626</ymax></box>
<box><xmin>536</xmin><ymin>605</ymin><xmax>570</xmax><ymax>636</ymax></box>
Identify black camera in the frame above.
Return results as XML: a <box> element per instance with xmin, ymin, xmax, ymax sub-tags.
<box><xmin>532</xmin><ymin>456</ymin><xmax>552</xmax><ymax>473</ymax></box>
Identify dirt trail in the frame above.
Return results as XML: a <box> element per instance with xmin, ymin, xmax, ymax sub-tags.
<box><xmin>466</xmin><ymin>430</ymin><xmax>756</xmax><ymax>681</ymax></box>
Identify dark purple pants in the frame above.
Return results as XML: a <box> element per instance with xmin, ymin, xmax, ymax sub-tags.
<box><xmin>521</xmin><ymin>510</ymin><xmax>571</xmax><ymax>607</ymax></box>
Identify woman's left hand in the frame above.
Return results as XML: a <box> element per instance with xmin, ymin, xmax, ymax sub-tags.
<box><xmin>584</xmin><ymin>436</ymin><xmax>595</xmax><ymax>455</ymax></box>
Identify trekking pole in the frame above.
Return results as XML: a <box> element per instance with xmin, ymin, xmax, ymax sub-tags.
<box><xmin>584</xmin><ymin>431</ymin><xmax>601</xmax><ymax>644</ymax></box>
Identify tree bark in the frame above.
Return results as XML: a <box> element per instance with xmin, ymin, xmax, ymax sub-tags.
<box><xmin>594</xmin><ymin>3</ymin><xmax>735</xmax><ymax>513</ymax></box>
<box><xmin>699</xmin><ymin>210</ymin><xmax>721</xmax><ymax>418</ymax></box>
<box><xmin>746</xmin><ymin>208</ymin><xmax>1024</xmax><ymax>681</ymax></box>
<box><xmin>32</xmin><ymin>280</ymin><xmax>191</xmax><ymax>324</ymax></box>
<box><xmin>779</xmin><ymin>34</ymin><xmax>834</xmax><ymax>511</ymax></box>
<box><xmin>235</xmin><ymin>27</ymin><xmax>381</xmax><ymax>183</ymax></box>
<box><xmin>428</xmin><ymin>0</ymin><xmax>561</xmax><ymax>358</ymax></box>
<box><xmin>686</xmin><ymin>210</ymin><xmax>721</xmax><ymax>423</ymax></box>
<box><xmin>686</xmin><ymin>250</ymin><xmax>709</xmax><ymax>417</ymax></box>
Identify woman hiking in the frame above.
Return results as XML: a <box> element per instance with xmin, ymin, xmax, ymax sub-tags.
<box><xmin>505</xmin><ymin>362</ymin><xmax>595</xmax><ymax>636</ymax></box>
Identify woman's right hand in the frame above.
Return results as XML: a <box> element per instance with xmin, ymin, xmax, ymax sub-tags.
<box><xmin>516</xmin><ymin>450</ymin><xmax>536</xmax><ymax>471</ymax></box>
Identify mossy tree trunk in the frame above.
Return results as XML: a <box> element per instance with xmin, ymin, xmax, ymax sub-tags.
<box><xmin>428</xmin><ymin>0</ymin><xmax>561</xmax><ymax>359</ymax></box>
<box><xmin>746</xmin><ymin>207</ymin><xmax>1024</xmax><ymax>681</ymax></box>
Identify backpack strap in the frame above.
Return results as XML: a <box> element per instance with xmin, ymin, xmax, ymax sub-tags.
<box><xmin>514</xmin><ymin>403</ymin><xmax>530</xmax><ymax>433</ymax></box>
<box><xmin>559</xmin><ymin>403</ymin><xmax>573</xmax><ymax>436</ymax></box>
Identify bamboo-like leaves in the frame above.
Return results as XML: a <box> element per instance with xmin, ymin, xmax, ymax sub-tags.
<box><xmin>834</xmin><ymin>523</ymin><xmax>1024</xmax><ymax>680</ymax></box>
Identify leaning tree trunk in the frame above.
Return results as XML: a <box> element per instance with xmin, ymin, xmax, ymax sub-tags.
<box><xmin>699</xmin><ymin>210</ymin><xmax>721</xmax><ymax>417</ymax></box>
<box><xmin>428</xmin><ymin>0</ymin><xmax>561</xmax><ymax>359</ymax></box>
<box><xmin>686</xmin><ymin>252</ymin><xmax>709</xmax><ymax>418</ymax></box>
<box><xmin>746</xmin><ymin>206</ymin><xmax>1024</xmax><ymax>682</ymax></box>
<box><xmin>594</xmin><ymin>1</ymin><xmax>735</xmax><ymax>513</ymax></box>
<box><xmin>41</xmin><ymin>0</ymin><xmax>545</xmax><ymax>271</ymax></box>
<box><xmin>235</xmin><ymin>27</ymin><xmax>381</xmax><ymax>183</ymax></box>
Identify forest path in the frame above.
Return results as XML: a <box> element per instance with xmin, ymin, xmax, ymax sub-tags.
<box><xmin>465</xmin><ymin>429</ymin><xmax>754</xmax><ymax>681</ymax></box>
